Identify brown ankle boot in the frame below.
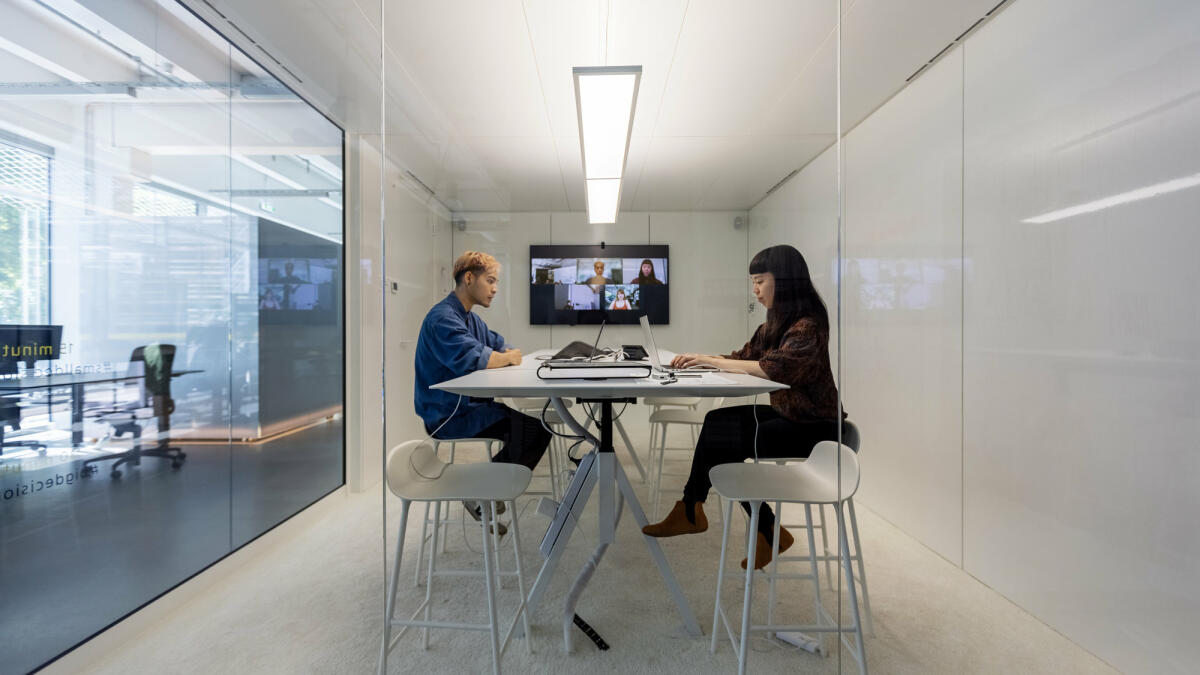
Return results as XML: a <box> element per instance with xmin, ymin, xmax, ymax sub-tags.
<box><xmin>642</xmin><ymin>501</ymin><xmax>708</xmax><ymax>537</ymax></box>
<box><xmin>741</xmin><ymin>526</ymin><xmax>794</xmax><ymax>570</ymax></box>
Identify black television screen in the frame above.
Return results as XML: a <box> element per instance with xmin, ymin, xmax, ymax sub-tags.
<box><xmin>258</xmin><ymin>257</ymin><xmax>339</xmax><ymax>322</ymax></box>
<box><xmin>530</xmin><ymin>245</ymin><xmax>668</xmax><ymax>325</ymax></box>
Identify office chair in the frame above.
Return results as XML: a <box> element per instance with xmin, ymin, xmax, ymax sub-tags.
<box><xmin>82</xmin><ymin>344</ymin><xmax>186</xmax><ymax>478</ymax></box>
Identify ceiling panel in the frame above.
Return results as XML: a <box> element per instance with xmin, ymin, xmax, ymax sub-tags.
<box><xmin>385</xmin><ymin>2</ymin><xmax>551</xmax><ymax>138</ymax></box>
<box><xmin>522</xmin><ymin>0</ymin><xmax>689</xmax><ymax>139</ymax></box>
<box><xmin>841</xmin><ymin>0</ymin><xmax>1002</xmax><ymax>128</ymax></box>
<box><xmin>193</xmin><ymin>0</ymin><xmax>1007</xmax><ymax>214</ymax></box>
<box><xmin>651</xmin><ymin>0</ymin><xmax>833</xmax><ymax>138</ymax></box>
<box><xmin>694</xmin><ymin>135</ymin><xmax>834</xmax><ymax>209</ymax></box>
<box><xmin>630</xmin><ymin>136</ymin><xmax>732</xmax><ymax>211</ymax></box>
<box><xmin>467</xmin><ymin>136</ymin><xmax>568</xmax><ymax>211</ymax></box>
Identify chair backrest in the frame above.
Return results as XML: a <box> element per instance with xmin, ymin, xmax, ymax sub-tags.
<box><xmin>386</xmin><ymin>439</ymin><xmax>443</xmax><ymax>499</ymax></box>
<box><xmin>130</xmin><ymin>343</ymin><xmax>176</xmax><ymax>404</ymax></box>
<box><xmin>1</xmin><ymin>396</ymin><xmax>19</xmax><ymax>428</ymax></box>
<box><xmin>842</xmin><ymin>419</ymin><xmax>861</xmax><ymax>452</ymax></box>
<box><xmin>803</xmin><ymin>441</ymin><xmax>862</xmax><ymax>501</ymax></box>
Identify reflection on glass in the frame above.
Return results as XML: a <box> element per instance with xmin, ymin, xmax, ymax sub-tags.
<box><xmin>0</xmin><ymin>2</ymin><xmax>344</xmax><ymax>672</ymax></box>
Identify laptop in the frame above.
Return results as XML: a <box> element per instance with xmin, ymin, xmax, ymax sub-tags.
<box><xmin>550</xmin><ymin>320</ymin><xmax>606</xmax><ymax>361</ymax></box>
<box><xmin>638</xmin><ymin>315</ymin><xmax>685</xmax><ymax>374</ymax></box>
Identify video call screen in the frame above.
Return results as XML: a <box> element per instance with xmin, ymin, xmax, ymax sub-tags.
<box><xmin>530</xmin><ymin>245</ymin><xmax>668</xmax><ymax>325</ymax></box>
<box><xmin>258</xmin><ymin>257</ymin><xmax>339</xmax><ymax>323</ymax></box>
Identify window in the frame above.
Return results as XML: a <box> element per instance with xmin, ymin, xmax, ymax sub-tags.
<box><xmin>0</xmin><ymin>140</ymin><xmax>50</xmax><ymax>323</ymax></box>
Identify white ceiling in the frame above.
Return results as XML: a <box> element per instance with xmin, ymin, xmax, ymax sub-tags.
<box><xmin>194</xmin><ymin>0</ymin><xmax>1003</xmax><ymax>213</ymax></box>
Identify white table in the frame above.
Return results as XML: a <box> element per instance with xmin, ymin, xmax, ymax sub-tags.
<box><xmin>432</xmin><ymin>350</ymin><xmax>785</xmax><ymax>650</ymax></box>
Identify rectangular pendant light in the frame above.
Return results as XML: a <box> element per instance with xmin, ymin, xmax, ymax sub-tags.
<box><xmin>573</xmin><ymin>65</ymin><xmax>641</xmax><ymax>224</ymax></box>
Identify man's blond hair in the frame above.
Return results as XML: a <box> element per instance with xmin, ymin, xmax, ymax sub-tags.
<box><xmin>453</xmin><ymin>250</ymin><xmax>500</xmax><ymax>285</ymax></box>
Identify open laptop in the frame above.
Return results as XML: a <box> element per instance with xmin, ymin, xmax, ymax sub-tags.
<box><xmin>550</xmin><ymin>320</ymin><xmax>606</xmax><ymax>361</ymax></box>
<box><xmin>638</xmin><ymin>315</ymin><xmax>685</xmax><ymax>375</ymax></box>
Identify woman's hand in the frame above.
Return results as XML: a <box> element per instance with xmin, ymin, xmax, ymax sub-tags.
<box><xmin>671</xmin><ymin>353</ymin><xmax>721</xmax><ymax>369</ymax></box>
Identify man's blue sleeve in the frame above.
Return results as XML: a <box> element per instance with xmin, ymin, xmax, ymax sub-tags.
<box><xmin>486</xmin><ymin>328</ymin><xmax>509</xmax><ymax>352</ymax></box>
<box><xmin>433</xmin><ymin>318</ymin><xmax>490</xmax><ymax>376</ymax></box>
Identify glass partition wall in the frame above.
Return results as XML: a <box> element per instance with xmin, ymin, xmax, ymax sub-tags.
<box><xmin>746</xmin><ymin>0</ymin><xmax>852</xmax><ymax>670</ymax></box>
<box><xmin>0</xmin><ymin>2</ymin><xmax>344</xmax><ymax>672</ymax></box>
<box><xmin>377</xmin><ymin>1</ymin><xmax>851</xmax><ymax>672</ymax></box>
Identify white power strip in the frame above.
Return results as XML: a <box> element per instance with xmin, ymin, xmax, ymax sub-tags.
<box><xmin>776</xmin><ymin>631</ymin><xmax>823</xmax><ymax>655</ymax></box>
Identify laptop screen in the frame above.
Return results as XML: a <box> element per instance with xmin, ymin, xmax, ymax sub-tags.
<box><xmin>638</xmin><ymin>315</ymin><xmax>664</xmax><ymax>370</ymax></box>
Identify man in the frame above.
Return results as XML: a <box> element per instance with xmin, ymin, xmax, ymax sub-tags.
<box><xmin>278</xmin><ymin>261</ymin><xmax>307</xmax><ymax>309</ymax></box>
<box><xmin>414</xmin><ymin>251</ymin><xmax>551</xmax><ymax>530</ymax></box>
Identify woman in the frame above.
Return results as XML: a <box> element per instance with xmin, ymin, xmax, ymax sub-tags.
<box><xmin>609</xmin><ymin>288</ymin><xmax>632</xmax><ymax>310</ymax></box>
<box><xmin>635</xmin><ymin>259</ymin><xmax>663</xmax><ymax>285</ymax></box>
<box><xmin>642</xmin><ymin>244</ymin><xmax>847</xmax><ymax>570</ymax></box>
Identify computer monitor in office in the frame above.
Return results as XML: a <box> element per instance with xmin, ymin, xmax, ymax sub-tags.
<box><xmin>530</xmin><ymin>244</ymin><xmax>669</xmax><ymax>325</ymax></box>
<box><xmin>0</xmin><ymin>324</ymin><xmax>63</xmax><ymax>374</ymax></box>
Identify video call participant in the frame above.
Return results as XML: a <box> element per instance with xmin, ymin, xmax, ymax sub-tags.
<box><xmin>414</xmin><ymin>250</ymin><xmax>551</xmax><ymax>532</ymax></box>
<box><xmin>641</xmin><ymin>244</ymin><xmax>848</xmax><ymax>570</ymax></box>
<box><xmin>609</xmin><ymin>288</ymin><xmax>632</xmax><ymax>310</ymax></box>
<box><xmin>586</xmin><ymin>260</ymin><xmax>609</xmax><ymax>286</ymax></box>
<box><xmin>634</xmin><ymin>259</ymin><xmax>663</xmax><ymax>285</ymax></box>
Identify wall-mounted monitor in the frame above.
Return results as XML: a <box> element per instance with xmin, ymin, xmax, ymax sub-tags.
<box><xmin>530</xmin><ymin>244</ymin><xmax>668</xmax><ymax>325</ymax></box>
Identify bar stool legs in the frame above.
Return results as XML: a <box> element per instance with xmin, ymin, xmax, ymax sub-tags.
<box><xmin>479</xmin><ymin>503</ymin><xmax>501</xmax><ymax>674</ymax></box>
<box><xmin>847</xmin><ymin>499</ymin><xmax>875</xmax><ymax>635</ymax></box>
<box><xmin>379</xmin><ymin>500</ymin><xmax>410</xmax><ymax>675</ymax></box>
<box><xmin>711</xmin><ymin>497</ymin><xmax>869</xmax><ymax>675</ymax></box>
<box><xmin>737</xmin><ymin>500</ymin><xmax>761</xmax><ymax>675</ymax></box>
<box><xmin>414</xmin><ymin>439</ymin><xmax>496</xmax><ymax>588</ymax></box>
<box><xmin>380</xmin><ymin>498</ymin><xmax>530</xmax><ymax>675</ymax></box>
<box><xmin>837</xmin><ymin>504</ymin><xmax>868</xmax><ymax>672</ymax></box>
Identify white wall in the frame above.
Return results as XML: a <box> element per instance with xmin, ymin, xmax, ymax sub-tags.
<box><xmin>383</xmin><ymin>172</ymin><xmax>453</xmax><ymax>454</ymax></box>
<box><xmin>750</xmin><ymin>0</ymin><xmax>1200</xmax><ymax>672</ymax></box>
<box><xmin>345</xmin><ymin>137</ymin><xmax>451</xmax><ymax>491</ymax></box>
<box><xmin>961</xmin><ymin>1</ymin><xmax>1200</xmax><ymax>672</ymax></box>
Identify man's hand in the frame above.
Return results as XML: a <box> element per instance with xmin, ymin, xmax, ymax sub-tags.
<box><xmin>488</xmin><ymin>347</ymin><xmax>522</xmax><ymax>369</ymax></box>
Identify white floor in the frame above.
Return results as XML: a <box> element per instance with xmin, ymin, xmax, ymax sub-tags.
<box><xmin>75</xmin><ymin>448</ymin><xmax>1116</xmax><ymax>674</ymax></box>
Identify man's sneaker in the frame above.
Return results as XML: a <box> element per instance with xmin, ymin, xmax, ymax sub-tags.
<box><xmin>462</xmin><ymin>500</ymin><xmax>508</xmax><ymax>536</ymax></box>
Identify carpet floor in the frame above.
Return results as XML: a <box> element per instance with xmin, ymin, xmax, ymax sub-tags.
<box><xmin>75</xmin><ymin>451</ymin><xmax>1116</xmax><ymax>674</ymax></box>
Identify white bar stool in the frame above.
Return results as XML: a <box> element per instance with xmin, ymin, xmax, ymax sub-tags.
<box><xmin>773</xmin><ymin>421</ymin><xmax>874</xmax><ymax>635</ymax></box>
<box><xmin>644</xmin><ymin>396</ymin><xmax>702</xmax><ymax>460</ymax></box>
<box><xmin>709</xmin><ymin>441</ymin><xmax>868</xmax><ymax>675</ymax></box>
<box><xmin>647</xmin><ymin>397</ymin><xmax>724</xmax><ymax>520</ymax></box>
<box><xmin>413</xmin><ymin>437</ymin><xmax>500</xmax><ymax>587</ymax></box>
<box><xmin>379</xmin><ymin>440</ymin><xmax>532</xmax><ymax>675</ymax></box>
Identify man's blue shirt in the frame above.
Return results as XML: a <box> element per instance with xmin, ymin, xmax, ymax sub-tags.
<box><xmin>414</xmin><ymin>292</ymin><xmax>511</xmax><ymax>438</ymax></box>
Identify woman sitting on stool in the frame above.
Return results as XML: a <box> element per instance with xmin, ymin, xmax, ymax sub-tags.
<box><xmin>642</xmin><ymin>244</ymin><xmax>847</xmax><ymax>570</ymax></box>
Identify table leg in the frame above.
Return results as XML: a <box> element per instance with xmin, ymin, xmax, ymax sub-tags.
<box><xmin>614</xmin><ymin>454</ymin><xmax>702</xmax><ymax>637</ymax></box>
<box><xmin>523</xmin><ymin>456</ymin><xmax>597</xmax><ymax>625</ymax></box>
<box><xmin>72</xmin><ymin>382</ymin><xmax>84</xmax><ymax>448</ymax></box>
<box><xmin>613</xmin><ymin>417</ymin><xmax>648</xmax><ymax>482</ymax></box>
<box><xmin>536</xmin><ymin>397</ymin><xmax>702</xmax><ymax>642</ymax></box>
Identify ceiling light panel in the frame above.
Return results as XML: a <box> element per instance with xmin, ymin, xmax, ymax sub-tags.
<box><xmin>574</xmin><ymin>65</ymin><xmax>641</xmax><ymax>223</ymax></box>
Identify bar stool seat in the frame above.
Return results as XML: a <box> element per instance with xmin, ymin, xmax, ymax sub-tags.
<box><xmin>379</xmin><ymin>440</ymin><xmax>532</xmax><ymax>675</ymax></box>
<box><xmin>709</xmin><ymin>441</ymin><xmax>868</xmax><ymax>675</ymax></box>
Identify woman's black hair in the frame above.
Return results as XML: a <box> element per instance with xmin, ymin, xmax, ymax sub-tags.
<box><xmin>749</xmin><ymin>244</ymin><xmax>829</xmax><ymax>349</ymax></box>
<box><xmin>635</xmin><ymin>258</ymin><xmax>658</xmax><ymax>283</ymax></box>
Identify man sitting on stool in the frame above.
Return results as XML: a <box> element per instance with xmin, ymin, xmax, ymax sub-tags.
<box><xmin>414</xmin><ymin>250</ymin><xmax>551</xmax><ymax>534</ymax></box>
